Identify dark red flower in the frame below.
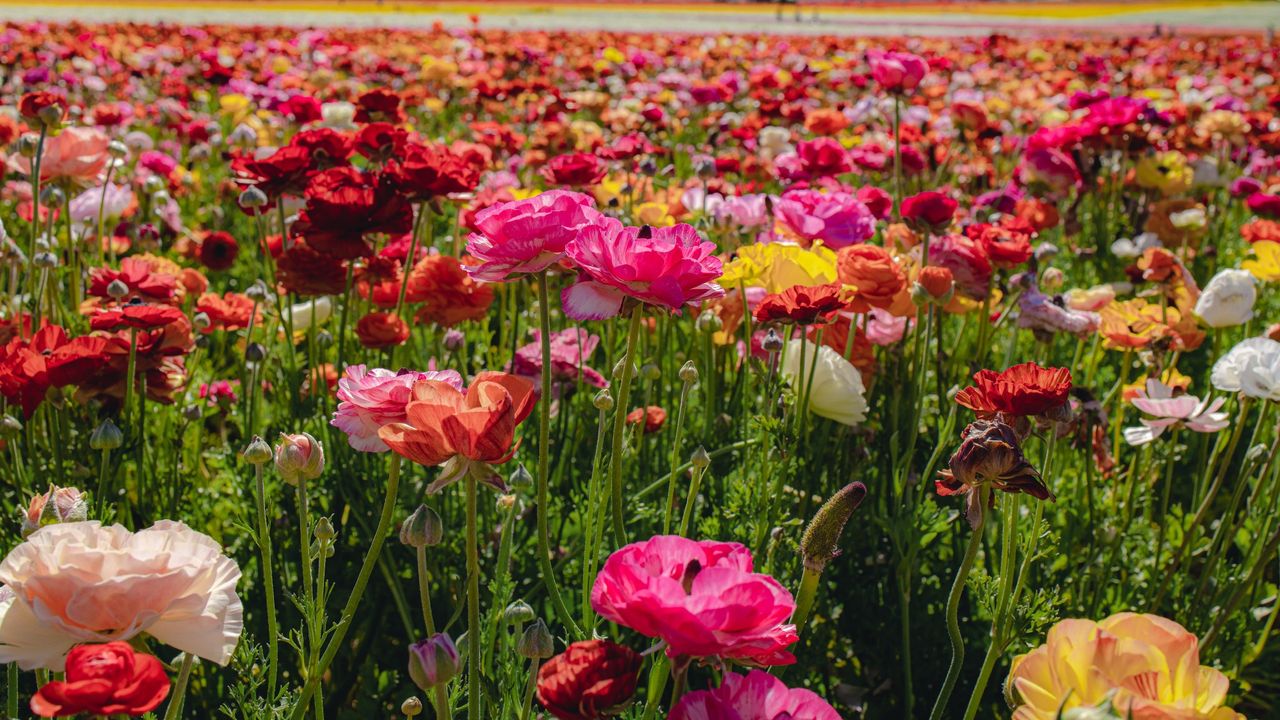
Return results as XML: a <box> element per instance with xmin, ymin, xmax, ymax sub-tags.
<box><xmin>536</xmin><ymin>640</ymin><xmax>641</xmax><ymax>720</ymax></box>
<box><xmin>540</xmin><ymin>152</ymin><xmax>607</xmax><ymax>187</ymax></box>
<box><xmin>197</xmin><ymin>231</ymin><xmax>239</xmax><ymax>271</ymax></box>
<box><xmin>354</xmin><ymin>122</ymin><xmax>409</xmax><ymax>163</ymax></box>
<box><xmin>30</xmin><ymin>642</ymin><xmax>169</xmax><ymax>718</ymax></box>
<box><xmin>18</xmin><ymin>91</ymin><xmax>65</xmax><ymax>125</ymax></box>
<box><xmin>354</xmin><ymin>255</ymin><xmax>403</xmax><ymax>308</ymax></box>
<box><xmin>354</xmin><ymin>88</ymin><xmax>406</xmax><ymax>124</ymax></box>
<box><xmin>754</xmin><ymin>283</ymin><xmax>846</xmax><ymax>325</ymax></box>
<box><xmin>290</xmin><ymin>128</ymin><xmax>354</xmax><ymax>169</ymax></box>
<box><xmin>857</xmin><ymin>185</ymin><xmax>893</xmax><ymax>220</ymax></box>
<box><xmin>279</xmin><ymin>94</ymin><xmax>322</xmax><ymax>124</ymax></box>
<box><xmin>626</xmin><ymin>406</ymin><xmax>667</xmax><ymax>434</ymax></box>
<box><xmin>937</xmin><ymin>419</ymin><xmax>1053</xmax><ymax>527</ymax></box>
<box><xmin>89</xmin><ymin>301</ymin><xmax>187</xmax><ymax>332</ymax></box>
<box><xmin>385</xmin><ymin>143</ymin><xmax>481</xmax><ymax>201</ymax></box>
<box><xmin>293</xmin><ymin>167</ymin><xmax>414</xmax><ymax>259</ymax></box>
<box><xmin>954</xmin><ymin>362</ymin><xmax>1072</xmax><ymax>418</ymax></box>
<box><xmin>901</xmin><ymin>191</ymin><xmax>958</xmax><ymax>233</ymax></box>
<box><xmin>355</xmin><ymin>311</ymin><xmax>410</xmax><ymax>349</ymax></box>
<box><xmin>231</xmin><ymin>145</ymin><xmax>313</xmax><ymax>201</ymax></box>
<box><xmin>277</xmin><ymin>239</ymin><xmax>349</xmax><ymax>296</ymax></box>
<box><xmin>797</xmin><ymin>137</ymin><xmax>852</xmax><ymax>178</ymax></box>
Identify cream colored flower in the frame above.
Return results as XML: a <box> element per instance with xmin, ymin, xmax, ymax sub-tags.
<box><xmin>780</xmin><ymin>339</ymin><xmax>867</xmax><ymax>426</ymax></box>
<box><xmin>0</xmin><ymin>521</ymin><xmax>242</xmax><ymax>670</ymax></box>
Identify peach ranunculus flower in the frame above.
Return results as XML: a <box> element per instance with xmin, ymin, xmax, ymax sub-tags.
<box><xmin>1007</xmin><ymin>612</ymin><xmax>1245</xmax><ymax>720</ymax></box>
<box><xmin>7</xmin><ymin>126</ymin><xmax>111</xmax><ymax>185</ymax></box>
<box><xmin>0</xmin><ymin>520</ymin><xmax>243</xmax><ymax>671</ymax></box>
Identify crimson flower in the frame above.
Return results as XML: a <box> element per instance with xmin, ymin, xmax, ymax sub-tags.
<box><xmin>954</xmin><ymin>362</ymin><xmax>1072</xmax><ymax>418</ymax></box>
<box><xmin>901</xmin><ymin>191</ymin><xmax>958</xmax><ymax>233</ymax></box>
<box><xmin>290</xmin><ymin>127</ymin><xmax>354</xmax><ymax>169</ymax></box>
<box><xmin>541</xmin><ymin>152</ymin><xmax>607</xmax><ymax>187</ymax></box>
<box><xmin>754</xmin><ymin>284</ymin><xmax>846</xmax><ymax>325</ymax></box>
<box><xmin>385</xmin><ymin>142</ymin><xmax>481</xmax><ymax>201</ymax></box>
<box><xmin>353</xmin><ymin>88</ymin><xmax>406</xmax><ymax>124</ymax></box>
<box><xmin>536</xmin><ymin>640</ymin><xmax>641</xmax><ymax>720</ymax></box>
<box><xmin>30</xmin><ymin>642</ymin><xmax>169</xmax><ymax>718</ymax></box>
<box><xmin>90</xmin><ymin>301</ymin><xmax>187</xmax><ymax>332</ymax></box>
<box><xmin>88</xmin><ymin>258</ymin><xmax>179</xmax><ymax>302</ymax></box>
<box><xmin>197</xmin><ymin>231</ymin><xmax>239</xmax><ymax>271</ymax></box>
<box><xmin>293</xmin><ymin>167</ymin><xmax>414</xmax><ymax>259</ymax></box>
<box><xmin>230</xmin><ymin>145</ymin><xmax>313</xmax><ymax>202</ymax></box>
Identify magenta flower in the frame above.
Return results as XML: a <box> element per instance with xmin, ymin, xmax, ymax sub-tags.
<box><xmin>1122</xmin><ymin>379</ymin><xmax>1230</xmax><ymax>446</ymax></box>
<box><xmin>589</xmin><ymin>536</ymin><xmax>798</xmax><ymax>665</ymax></box>
<box><xmin>331</xmin><ymin>364</ymin><xmax>464</xmax><ymax>452</ymax></box>
<box><xmin>509</xmin><ymin>328</ymin><xmax>607</xmax><ymax>394</ymax></box>
<box><xmin>869</xmin><ymin>50</ymin><xmax>929</xmax><ymax>94</ymax></box>
<box><xmin>670</xmin><ymin>670</ymin><xmax>841</xmax><ymax>720</ymax></box>
<box><xmin>562</xmin><ymin>219</ymin><xmax>724</xmax><ymax>321</ymax></box>
<box><xmin>774</xmin><ymin>189</ymin><xmax>876</xmax><ymax>250</ymax></box>
<box><xmin>465</xmin><ymin>190</ymin><xmax>603</xmax><ymax>282</ymax></box>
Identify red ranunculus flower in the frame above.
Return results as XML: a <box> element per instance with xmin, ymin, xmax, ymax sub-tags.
<box><xmin>1247</xmin><ymin>192</ymin><xmax>1280</xmax><ymax>220</ymax></box>
<box><xmin>279</xmin><ymin>94</ymin><xmax>323</xmax><ymax>124</ymax></box>
<box><xmin>197</xmin><ymin>231</ymin><xmax>239</xmax><ymax>271</ymax></box>
<box><xmin>385</xmin><ymin>142</ymin><xmax>481</xmax><ymax>201</ymax></box>
<box><xmin>277</xmin><ymin>239</ymin><xmax>349</xmax><ymax>296</ymax></box>
<box><xmin>797</xmin><ymin>137</ymin><xmax>852</xmax><ymax>178</ymax></box>
<box><xmin>290</xmin><ymin>127</ymin><xmax>354</xmax><ymax>169</ymax></box>
<box><xmin>754</xmin><ymin>283</ymin><xmax>846</xmax><ymax>325</ymax></box>
<box><xmin>19</xmin><ymin>91</ymin><xmax>66</xmax><ymax>124</ymax></box>
<box><xmin>89</xmin><ymin>301</ymin><xmax>187</xmax><ymax>332</ymax></box>
<box><xmin>30</xmin><ymin>642</ymin><xmax>169</xmax><ymax>718</ymax></box>
<box><xmin>901</xmin><ymin>191</ymin><xmax>958</xmax><ymax>233</ymax></box>
<box><xmin>354</xmin><ymin>121</ymin><xmax>409</xmax><ymax>163</ymax></box>
<box><xmin>541</xmin><ymin>152</ymin><xmax>607</xmax><ymax>187</ymax></box>
<box><xmin>626</xmin><ymin>406</ymin><xmax>667</xmax><ymax>434</ymax></box>
<box><xmin>195</xmin><ymin>292</ymin><xmax>259</xmax><ymax>333</ymax></box>
<box><xmin>353</xmin><ymin>88</ymin><xmax>406</xmax><ymax>124</ymax></box>
<box><xmin>968</xmin><ymin>218</ymin><xmax>1034</xmax><ymax>270</ymax></box>
<box><xmin>355</xmin><ymin>311</ymin><xmax>410</xmax><ymax>349</ymax></box>
<box><xmin>954</xmin><ymin>362</ymin><xmax>1072</xmax><ymax>418</ymax></box>
<box><xmin>88</xmin><ymin>257</ymin><xmax>179</xmax><ymax>303</ymax></box>
<box><xmin>293</xmin><ymin>167</ymin><xmax>414</xmax><ymax>259</ymax></box>
<box><xmin>355</xmin><ymin>254</ymin><xmax>403</xmax><ymax>308</ymax></box>
<box><xmin>536</xmin><ymin>640</ymin><xmax>641</xmax><ymax>720</ymax></box>
<box><xmin>230</xmin><ymin>145</ymin><xmax>313</xmax><ymax>202</ymax></box>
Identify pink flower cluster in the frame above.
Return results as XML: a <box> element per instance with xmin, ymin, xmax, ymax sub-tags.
<box><xmin>590</xmin><ymin>536</ymin><xmax>798</xmax><ymax>665</ymax></box>
<box><xmin>671</xmin><ymin>670</ymin><xmax>841</xmax><ymax>720</ymax></box>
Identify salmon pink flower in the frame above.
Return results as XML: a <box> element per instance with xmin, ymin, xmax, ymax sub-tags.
<box><xmin>466</xmin><ymin>190</ymin><xmax>603</xmax><ymax>282</ymax></box>
<box><xmin>1123</xmin><ymin>379</ymin><xmax>1229</xmax><ymax>446</ymax></box>
<box><xmin>670</xmin><ymin>670</ymin><xmax>840</xmax><ymax>720</ymax></box>
<box><xmin>378</xmin><ymin>372</ymin><xmax>536</xmax><ymax>493</ymax></box>
<box><xmin>562</xmin><ymin>219</ymin><xmax>723</xmax><ymax>321</ymax></box>
<box><xmin>331</xmin><ymin>365</ymin><xmax>464</xmax><ymax>452</ymax></box>
<box><xmin>9</xmin><ymin>127</ymin><xmax>110</xmax><ymax>185</ymax></box>
<box><xmin>590</xmin><ymin>536</ymin><xmax>798</xmax><ymax>666</ymax></box>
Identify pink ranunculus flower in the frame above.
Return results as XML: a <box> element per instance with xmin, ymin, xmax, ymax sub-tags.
<box><xmin>869</xmin><ymin>50</ymin><xmax>929</xmax><ymax>94</ymax></box>
<box><xmin>509</xmin><ymin>327</ymin><xmax>607</xmax><ymax>394</ymax></box>
<box><xmin>465</xmin><ymin>189</ymin><xmax>603</xmax><ymax>282</ymax></box>
<box><xmin>0</xmin><ymin>520</ymin><xmax>243</xmax><ymax>671</ymax></box>
<box><xmin>1122</xmin><ymin>379</ymin><xmax>1230</xmax><ymax>446</ymax></box>
<box><xmin>562</xmin><ymin>219</ymin><xmax>724</xmax><ymax>321</ymax></box>
<box><xmin>8</xmin><ymin>126</ymin><xmax>111</xmax><ymax>185</ymax></box>
<box><xmin>590</xmin><ymin>535</ymin><xmax>798</xmax><ymax>665</ymax></box>
<box><xmin>864</xmin><ymin>307</ymin><xmax>910</xmax><ymax>346</ymax></box>
<box><xmin>928</xmin><ymin>233</ymin><xmax>993</xmax><ymax>300</ymax></box>
<box><xmin>670</xmin><ymin>670</ymin><xmax>842</xmax><ymax>720</ymax></box>
<box><xmin>331</xmin><ymin>364</ymin><xmax>464</xmax><ymax>452</ymax></box>
<box><xmin>774</xmin><ymin>189</ymin><xmax>876</xmax><ymax>250</ymax></box>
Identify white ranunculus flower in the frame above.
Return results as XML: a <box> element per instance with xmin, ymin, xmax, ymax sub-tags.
<box><xmin>321</xmin><ymin>101</ymin><xmax>357</xmax><ymax>130</ymax></box>
<box><xmin>780</xmin><ymin>339</ymin><xmax>867</xmax><ymax>426</ymax></box>
<box><xmin>287</xmin><ymin>296</ymin><xmax>334</xmax><ymax>335</ymax></box>
<box><xmin>1110</xmin><ymin>232</ymin><xmax>1161</xmax><ymax>259</ymax></box>
<box><xmin>1169</xmin><ymin>208</ymin><xmax>1207</xmax><ymax>230</ymax></box>
<box><xmin>1211</xmin><ymin>337</ymin><xmax>1280</xmax><ymax>401</ymax></box>
<box><xmin>0</xmin><ymin>521</ymin><xmax>243</xmax><ymax>670</ymax></box>
<box><xmin>1194</xmin><ymin>269</ymin><xmax>1257</xmax><ymax>328</ymax></box>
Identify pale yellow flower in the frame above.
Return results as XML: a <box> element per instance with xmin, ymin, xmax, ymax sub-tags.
<box><xmin>1136</xmin><ymin>151</ymin><xmax>1193</xmax><ymax>197</ymax></box>
<box><xmin>719</xmin><ymin>242</ymin><xmax>837</xmax><ymax>293</ymax></box>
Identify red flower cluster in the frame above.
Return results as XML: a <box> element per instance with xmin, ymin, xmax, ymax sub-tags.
<box><xmin>292</xmin><ymin>167</ymin><xmax>414</xmax><ymax>259</ymax></box>
<box><xmin>0</xmin><ymin>326</ymin><xmax>110</xmax><ymax>417</ymax></box>
<box><xmin>954</xmin><ymin>362</ymin><xmax>1072</xmax><ymax>418</ymax></box>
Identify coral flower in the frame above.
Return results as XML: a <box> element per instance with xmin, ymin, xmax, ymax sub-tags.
<box><xmin>955</xmin><ymin>362</ymin><xmax>1072</xmax><ymax>418</ymax></box>
<box><xmin>836</xmin><ymin>244</ymin><xmax>908</xmax><ymax>313</ymax></box>
<box><xmin>536</xmin><ymin>640</ymin><xmax>641</xmax><ymax>720</ymax></box>
<box><xmin>562</xmin><ymin>219</ymin><xmax>723</xmax><ymax>321</ymax></box>
<box><xmin>379</xmin><ymin>372</ymin><xmax>536</xmax><ymax>493</ymax></box>
<box><xmin>0</xmin><ymin>521</ymin><xmax>242</xmax><ymax>670</ymax></box>
<box><xmin>465</xmin><ymin>190</ymin><xmax>603</xmax><ymax>281</ymax></box>
<box><xmin>1008</xmin><ymin>613</ymin><xmax>1245</xmax><ymax>720</ymax></box>
<box><xmin>590</xmin><ymin>536</ymin><xmax>798</xmax><ymax>665</ymax></box>
<box><xmin>355</xmin><ymin>311</ymin><xmax>410</xmax><ymax>349</ymax></box>
<box><xmin>88</xmin><ymin>302</ymin><xmax>187</xmax><ymax>332</ymax></box>
<box><xmin>754</xmin><ymin>283</ymin><xmax>846</xmax><ymax>325</ymax></box>
<box><xmin>9</xmin><ymin>126</ymin><xmax>110</xmax><ymax>185</ymax></box>
<box><xmin>194</xmin><ymin>292</ymin><xmax>258</xmax><ymax>333</ymax></box>
<box><xmin>406</xmin><ymin>254</ymin><xmax>495</xmax><ymax>327</ymax></box>
<box><xmin>670</xmin><ymin>670</ymin><xmax>840</xmax><ymax>720</ymax></box>
<box><xmin>331</xmin><ymin>365</ymin><xmax>464</xmax><ymax>452</ymax></box>
<box><xmin>1123</xmin><ymin>379</ymin><xmax>1229</xmax><ymax>446</ymax></box>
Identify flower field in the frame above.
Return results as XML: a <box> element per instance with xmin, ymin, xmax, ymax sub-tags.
<box><xmin>0</xmin><ymin>17</ymin><xmax>1279</xmax><ymax>720</ymax></box>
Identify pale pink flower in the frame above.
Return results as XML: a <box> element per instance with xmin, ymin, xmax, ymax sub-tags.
<box><xmin>590</xmin><ymin>535</ymin><xmax>798</xmax><ymax>665</ymax></box>
<box><xmin>8</xmin><ymin>126</ymin><xmax>111</xmax><ymax>185</ymax></box>
<box><xmin>562</xmin><ymin>219</ymin><xmax>724</xmax><ymax>320</ymax></box>
<box><xmin>774</xmin><ymin>189</ymin><xmax>876</xmax><ymax>250</ymax></box>
<box><xmin>864</xmin><ymin>307</ymin><xmax>909</xmax><ymax>346</ymax></box>
<box><xmin>331</xmin><ymin>364</ymin><xmax>464</xmax><ymax>452</ymax></box>
<box><xmin>20</xmin><ymin>485</ymin><xmax>87</xmax><ymax>538</ymax></box>
<box><xmin>670</xmin><ymin>670</ymin><xmax>841</xmax><ymax>720</ymax></box>
<box><xmin>0</xmin><ymin>520</ymin><xmax>242</xmax><ymax>671</ymax></box>
<box><xmin>869</xmin><ymin>50</ymin><xmax>929</xmax><ymax>94</ymax></box>
<box><xmin>1123</xmin><ymin>379</ymin><xmax>1229</xmax><ymax>446</ymax></box>
<box><xmin>465</xmin><ymin>189</ymin><xmax>603</xmax><ymax>282</ymax></box>
<box><xmin>714</xmin><ymin>193</ymin><xmax>771</xmax><ymax>228</ymax></box>
<box><xmin>1017</xmin><ymin>279</ymin><xmax>1100</xmax><ymax>339</ymax></box>
<box><xmin>509</xmin><ymin>328</ymin><xmax>606</xmax><ymax>393</ymax></box>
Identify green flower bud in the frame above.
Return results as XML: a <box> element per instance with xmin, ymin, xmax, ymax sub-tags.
<box><xmin>242</xmin><ymin>436</ymin><xmax>273</xmax><ymax>465</ymax></box>
<box><xmin>691</xmin><ymin>446</ymin><xmax>711</xmax><ymax>469</ymax></box>
<box><xmin>678</xmin><ymin>361</ymin><xmax>699</xmax><ymax>384</ymax></box>
<box><xmin>504</xmin><ymin>600</ymin><xmax>535</xmax><ymax>625</ymax></box>
<box><xmin>400</xmin><ymin>505</ymin><xmax>443</xmax><ymax>548</ymax></box>
<box><xmin>89</xmin><ymin>418</ymin><xmax>123</xmax><ymax>451</ymax></box>
<box><xmin>800</xmin><ymin>482</ymin><xmax>867</xmax><ymax>573</ymax></box>
<box><xmin>517</xmin><ymin>619</ymin><xmax>554</xmax><ymax>659</ymax></box>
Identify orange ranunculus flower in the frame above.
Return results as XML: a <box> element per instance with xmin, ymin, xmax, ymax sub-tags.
<box><xmin>1241</xmin><ymin>219</ymin><xmax>1280</xmax><ymax>244</ymax></box>
<box><xmin>836</xmin><ymin>245</ymin><xmax>906</xmax><ymax>314</ymax></box>
<box><xmin>1098</xmin><ymin>299</ymin><xmax>1204</xmax><ymax>352</ymax></box>
<box><xmin>355</xmin><ymin>311</ymin><xmax>410</xmax><ymax>349</ymax></box>
<box><xmin>1008</xmin><ymin>613</ymin><xmax>1244</xmax><ymax>720</ymax></box>
<box><xmin>803</xmin><ymin>108</ymin><xmax>850</xmax><ymax>136</ymax></box>
<box><xmin>406</xmin><ymin>254</ymin><xmax>495</xmax><ymax>328</ymax></box>
<box><xmin>378</xmin><ymin>372</ymin><xmax>535</xmax><ymax>493</ymax></box>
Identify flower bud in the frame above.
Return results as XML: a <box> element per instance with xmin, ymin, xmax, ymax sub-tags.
<box><xmin>0</xmin><ymin>415</ymin><xmax>21</xmax><ymax>438</ymax></box>
<box><xmin>915</xmin><ymin>265</ymin><xmax>955</xmax><ymax>304</ymax></box>
<box><xmin>106</xmin><ymin>279</ymin><xmax>130</xmax><ymax>299</ymax></box>
<box><xmin>496</xmin><ymin>494</ymin><xmax>516</xmax><ymax>512</ymax></box>
<box><xmin>242</xmin><ymin>436</ymin><xmax>273</xmax><ymax>465</ymax></box>
<box><xmin>89</xmin><ymin>418</ymin><xmax>123</xmax><ymax>450</ymax></box>
<box><xmin>36</xmin><ymin>103</ymin><xmax>64</xmax><ymax>128</ymax></box>
<box><xmin>611</xmin><ymin>357</ymin><xmax>636</xmax><ymax>381</ymax></box>
<box><xmin>400</xmin><ymin>504</ymin><xmax>443</xmax><ymax>548</ymax></box>
<box><xmin>143</xmin><ymin>175</ymin><xmax>166</xmax><ymax>194</ymax></box>
<box><xmin>239</xmin><ymin>186</ymin><xmax>269</xmax><ymax>210</ymax></box>
<box><xmin>245</xmin><ymin>342</ymin><xmax>267</xmax><ymax>362</ymax></box>
<box><xmin>33</xmin><ymin>251</ymin><xmax>58</xmax><ymax>269</ymax></box>
<box><xmin>107</xmin><ymin>140</ymin><xmax>129</xmax><ymax>158</ymax></box>
<box><xmin>762</xmin><ymin>329</ymin><xmax>784</xmax><ymax>352</ymax></box>
<box><xmin>408</xmin><ymin>633</ymin><xmax>460</xmax><ymax>691</ymax></box>
<box><xmin>678</xmin><ymin>361</ymin><xmax>699</xmax><ymax>384</ymax></box>
<box><xmin>443</xmin><ymin>329</ymin><xmax>464</xmax><ymax>352</ymax></box>
<box><xmin>517</xmin><ymin>619</ymin><xmax>554</xmax><ymax>659</ymax></box>
<box><xmin>696</xmin><ymin>309</ymin><xmax>722</xmax><ymax>334</ymax></box>
<box><xmin>274</xmin><ymin>432</ymin><xmax>324</xmax><ymax>485</ymax></box>
<box><xmin>691</xmin><ymin>446</ymin><xmax>711</xmax><ymax>469</ymax></box>
<box><xmin>593</xmin><ymin>389</ymin><xmax>614</xmax><ymax>411</ymax></box>
<box><xmin>21</xmin><ymin>485</ymin><xmax>88</xmax><ymax>538</ymax></box>
<box><xmin>504</xmin><ymin>600</ymin><xmax>535</xmax><ymax>625</ymax></box>
<box><xmin>182</xmin><ymin>404</ymin><xmax>203</xmax><ymax>421</ymax></box>
<box><xmin>314</xmin><ymin>516</ymin><xmax>336</xmax><ymax>542</ymax></box>
<box><xmin>401</xmin><ymin>697</ymin><xmax>423</xmax><ymax>717</ymax></box>
<box><xmin>799</xmin><ymin>482</ymin><xmax>867</xmax><ymax>573</ymax></box>
<box><xmin>192</xmin><ymin>312</ymin><xmax>212</xmax><ymax>331</ymax></box>
<box><xmin>39</xmin><ymin>185</ymin><xmax>65</xmax><ymax>207</ymax></box>
<box><xmin>244</xmin><ymin>279</ymin><xmax>271</xmax><ymax>302</ymax></box>
<box><xmin>508</xmin><ymin>464</ymin><xmax>532</xmax><ymax>489</ymax></box>
<box><xmin>16</xmin><ymin>133</ymin><xmax>40</xmax><ymax>158</ymax></box>
<box><xmin>1040</xmin><ymin>267</ymin><xmax>1066</xmax><ymax>292</ymax></box>
<box><xmin>315</xmin><ymin>330</ymin><xmax>334</xmax><ymax>349</ymax></box>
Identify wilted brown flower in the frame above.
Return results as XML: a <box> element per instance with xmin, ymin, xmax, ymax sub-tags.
<box><xmin>937</xmin><ymin>419</ymin><xmax>1053</xmax><ymax>527</ymax></box>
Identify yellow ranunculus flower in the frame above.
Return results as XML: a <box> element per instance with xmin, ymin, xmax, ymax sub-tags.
<box><xmin>719</xmin><ymin>242</ymin><xmax>837</xmax><ymax>293</ymax></box>
<box><xmin>219</xmin><ymin>93</ymin><xmax>251</xmax><ymax>116</ymax></box>
<box><xmin>601</xmin><ymin>46</ymin><xmax>625</xmax><ymax>64</ymax></box>
<box><xmin>420</xmin><ymin>56</ymin><xmax>458</xmax><ymax>82</ymax></box>
<box><xmin>1008</xmin><ymin>613</ymin><xmax>1244</xmax><ymax>720</ymax></box>
<box><xmin>1136</xmin><ymin>151</ymin><xmax>1192</xmax><ymax>197</ymax></box>
<box><xmin>633</xmin><ymin>202</ymin><xmax>674</xmax><ymax>227</ymax></box>
<box><xmin>1242</xmin><ymin>240</ymin><xmax>1280</xmax><ymax>282</ymax></box>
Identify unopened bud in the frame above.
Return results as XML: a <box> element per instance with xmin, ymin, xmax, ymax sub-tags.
<box><xmin>762</xmin><ymin>329</ymin><xmax>784</xmax><ymax>353</ymax></box>
<box><xmin>143</xmin><ymin>175</ymin><xmax>166</xmax><ymax>194</ymax></box>
<box><xmin>239</xmin><ymin>186</ymin><xmax>269</xmax><ymax>209</ymax></box>
<box><xmin>242</xmin><ymin>436</ymin><xmax>273</xmax><ymax>464</ymax></box>
<box><xmin>401</xmin><ymin>697</ymin><xmax>423</xmax><ymax>717</ymax></box>
<box><xmin>0</xmin><ymin>415</ymin><xmax>21</xmax><ymax>438</ymax></box>
<box><xmin>400</xmin><ymin>505</ymin><xmax>443</xmax><ymax>548</ymax></box>
<box><xmin>245</xmin><ymin>342</ymin><xmax>267</xmax><ymax>362</ymax></box>
<box><xmin>108</xmin><ymin>140</ymin><xmax>129</xmax><ymax>158</ymax></box>
<box><xmin>1040</xmin><ymin>267</ymin><xmax>1066</xmax><ymax>292</ymax></box>
<box><xmin>274</xmin><ymin>432</ymin><xmax>324</xmax><ymax>485</ymax></box>
<box><xmin>517</xmin><ymin>619</ymin><xmax>554</xmax><ymax>659</ymax></box>
<box><xmin>641</xmin><ymin>363</ymin><xmax>661</xmax><ymax>382</ymax></box>
<box><xmin>21</xmin><ymin>485</ymin><xmax>89</xmax><ymax>538</ymax></box>
<box><xmin>408</xmin><ymin>633</ymin><xmax>460</xmax><ymax>691</ymax></box>
<box><xmin>244</xmin><ymin>279</ymin><xmax>270</xmax><ymax>301</ymax></box>
<box><xmin>696</xmin><ymin>310</ymin><xmax>721</xmax><ymax>334</ymax></box>
<box><xmin>800</xmin><ymin>482</ymin><xmax>867</xmax><ymax>573</ymax></box>
<box><xmin>89</xmin><ymin>418</ymin><xmax>123</xmax><ymax>450</ymax></box>
<box><xmin>105</xmin><ymin>278</ymin><xmax>130</xmax><ymax>299</ymax></box>
<box><xmin>611</xmin><ymin>357</ymin><xmax>636</xmax><ymax>381</ymax></box>
<box><xmin>679</xmin><ymin>360</ymin><xmax>699</xmax><ymax>384</ymax></box>
<box><xmin>508</xmin><ymin>464</ymin><xmax>532</xmax><ymax>489</ymax></box>
<box><xmin>443</xmin><ymin>329</ymin><xmax>464</xmax><ymax>352</ymax></box>
<box><xmin>33</xmin><ymin>251</ymin><xmax>58</xmax><ymax>269</ymax></box>
<box><xmin>17</xmin><ymin>133</ymin><xmax>40</xmax><ymax>158</ymax></box>
<box><xmin>192</xmin><ymin>312</ymin><xmax>212</xmax><ymax>330</ymax></box>
<box><xmin>314</xmin><ymin>516</ymin><xmax>336</xmax><ymax>542</ymax></box>
<box><xmin>504</xmin><ymin>600</ymin><xmax>535</xmax><ymax>625</ymax></box>
<box><xmin>691</xmin><ymin>446</ymin><xmax>711</xmax><ymax>469</ymax></box>
<box><xmin>593</xmin><ymin>389</ymin><xmax>614</xmax><ymax>411</ymax></box>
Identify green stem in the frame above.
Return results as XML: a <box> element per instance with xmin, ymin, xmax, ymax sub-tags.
<box><xmin>289</xmin><ymin>455</ymin><xmax>402</xmax><ymax>720</ymax></box>
<box><xmin>518</xmin><ymin>659</ymin><xmax>539</xmax><ymax>720</ymax></box>
<box><xmin>789</xmin><ymin>566</ymin><xmax>821</xmax><ymax>637</ymax></box>
<box><xmin>928</xmin><ymin>485</ymin><xmax>990</xmax><ymax>720</ymax></box>
<box><xmin>161</xmin><ymin>653</ymin><xmax>195</xmax><ymax>720</ymax></box>
<box><xmin>609</xmin><ymin>306</ymin><xmax>644</xmax><ymax>545</ymax></box>
<box><xmin>252</xmin><ymin>462</ymin><xmax>279</xmax><ymax>697</ymax></box>
<box><xmin>465</xmin><ymin>470</ymin><xmax>482</xmax><ymax>720</ymax></box>
<box><xmin>662</xmin><ymin>380</ymin><xmax>693</xmax><ymax>534</ymax></box>
<box><xmin>7</xmin><ymin>663</ymin><xmax>17</xmax><ymax>720</ymax></box>
<box><xmin>416</xmin><ymin>546</ymin><xmax>451</xmax><ymax>719</ymax></box>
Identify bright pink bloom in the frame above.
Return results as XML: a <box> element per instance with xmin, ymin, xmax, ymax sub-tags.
<box><xmin>331</xmin><ymin>364</ymin><xmax>463</xmax><ymax>452</ymax></box>
<box><xmin>774</xmin><ymin>189</ymin><xmax>876</xmax><ymax>249</ymax></box>
<box><xmin>1019</xmin><ymin>147</ymin><xmax>1082</xmax><ymax>200</ymax></box>
<box><xmin>562</xmin><ymin>219</ymin><xmax>723</xmax><ymax>320</ymax></box>
<box><xmin>465</xmin><ymin>190</ymin><xmax>603</xmax><ymax>282</ymax></box>
<box><xmin>590</xmin><ymin>536</ymin><xmax>798</xmax><ymax>665</ymax></box>
<box><xmin>670</xmin><ymin>670</ymin><xmax>841</xmax><ymax>720</ymax></box>
<box><xmin>1123</xmin><ymin>379</ymin><xmax>1230</xmax><ymax>446</ymax></box>
<box><xmin>928</xmin><ymin>233</ymin><xmax>992</xmax><ymax>300</ymax></box>
<box><xmin>869</xmin><ymin>50</ymin><xmax>929</xmax><ymax>94</ymax></box>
